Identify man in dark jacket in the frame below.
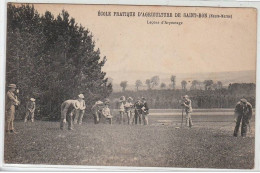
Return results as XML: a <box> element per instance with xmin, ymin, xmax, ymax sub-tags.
<box><xmin>134</xmin><ymin>98</ymin><xmax>143</xmax><ymax>125</ymax></box>
<box><xmin>233</xmin><ymin>98</ymin><xmax>253</xmax><ymax>137</ymax></box>
<box><xmin>141</xmin><ymin>97</ymin><xmax>149</xmax><ymax>125</ymax></box>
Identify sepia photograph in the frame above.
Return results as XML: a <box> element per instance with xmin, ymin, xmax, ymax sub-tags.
<box><xmin>3</xmin><ymin>2</ymin><xmax>257</xmax><ymax>170</ymax></box>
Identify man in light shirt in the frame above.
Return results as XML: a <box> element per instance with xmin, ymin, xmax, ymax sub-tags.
<box><xmin>102</xmin><ymin>99</ymin><xmax>113</xmax><ymax>124</ymax></box>
<box><xmin>24</xmin><ymin>98</ymin><xmax>36</xmax><ymax>123</ymax></box>
<box><xmin>125</xmin><ymin>97</ymin><xmax>134</xmax><ymax>125</ymax></box>
<box><xmin>60</xmin><ymin>99</ymin><xmax>80</xmax><ymax>130</ymax></box>
<box><xmin>74</xmin><ymin>94</ymin><xmax>86</xmax><ymax>125</ymax></box>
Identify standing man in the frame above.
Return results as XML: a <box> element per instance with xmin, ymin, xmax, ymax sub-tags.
<box><xmin>24</xmin><ymin>98</ymin><xmax>36</xmax><ymax>123</ymax></box>
<box><xmin>5</xmin><ymin>84</ymin><xmax>20</xmax><ymax>134</ymax></box>
<box><xmin>182</xmin><ymin>95</ymin><xmax>193</xmax><ymax>128</ymax></box>
<box><xmin>102</xmin><ymin>99</ymin><xmax>113</xmax><ymax>125</ymax></box>
<box><xmin>118</xmin><ymin>96</ymin><xmax>126</xmax><ymax>124</ymax></box>
<box><xmin>125</xmin><ymin>97</ymin><xmax>134</xmax><ymax>125</ymax></box>
<box><xmin>60</xmin><ymin>99</ymin><xmax>80</xmax><ymax>130</ymax></box>
<box><xmin>233</xmin><ymin>98</ymin><xmax>253</xmax><ymax>137</ymax></box>
<box><xmin>91</xmin><ymin>101</ymin><xmax>104</xmax><ymax>124</ymax></box>
<box><xmin>141</xmin><ymin>97</ymin><xmax>149</xmax><ymax>125</ymax></box>
<box><xmin>74</xmin><ymin>94</ymin><xmax>86</xmax><ymax>125</ymax></box>
<box><xmin>134</xmin><ymin>98</ymin><xmax>143</xmax><ymax>125</ymax></box>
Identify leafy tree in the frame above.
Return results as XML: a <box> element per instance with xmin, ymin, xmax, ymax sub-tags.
<box><xmin>191</xmin><ymin>80</ymin><xmax>199</xmax><ymax>90</ymax></box>
<box><xmin>181</xmin><ymin>80</ymin><xmax>187</xmax><ymax>91</ymax></box>
<box><xmin>160</xmin><ymin>83</ymin><xmax>166</xmax><ymax>89</ymax></box>
<box><xmin>145</xmin><ymin>79</ymin><xmax>151</xmax><ymax>90</ymax></box>
<box><xmin>6</xmin><ymin>4</ymin><xmax>112</xmax><ymax>120</ymax></box>
<box><xmin>120</xmin><ymin>81</ymin><xmax>128</xmax><ymax>92</ymax></box>
<box><xmin>203</xmin><ymin>80</ymin><xmax>214</xmax><ymax>90</ymax></box>
<box><xmin>170</xmin><ymin>75</ymin><xmax>176</xmax><ymax>90</ymax></box>
<box><xmin>135</xmin><ymin>80</ymin><xmax>142</xmax><ymax>91</ymax></box>
<box><xmin>151</xmin><ymin>76</ymin><xmax>160</xmax><ymax>89</ymax></box>
<box><xmin>217</xmin><ymin>81</ymin><xmax>223</xmax><ymax>89</ymax></box>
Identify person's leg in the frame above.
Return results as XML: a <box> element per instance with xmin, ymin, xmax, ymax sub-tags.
<box><xmin>134</xmin><ymin>110</ymin><xmax>138</xmax><ymax>125</ymax></box>
<box><xmin>187</xmin><ymin>113</ymin><xmax>193</xmax><ymax>127</ymax></box>
<box><xmin>68</xmin><ymin>111</ymin><xmax>74</xmax><ymax>130</ymax></box>
<box><xmin>129</xmin><ymin>111</ymin><xmax>134</xmax><ymax>125</ymax></box>
<box><xmin>74</xmin><ymin>109</ymin><xmax>79</xmax><ymax>124</ymax></box>
<box><xmin>233</xmin><ymin>114</ymin><xmax>242</xmax><ymax>137</ymax></box>
<box><xmin>119</xmin><ymin>111</ymin><xmax>123</xmax><ymax>124</ymax></box>
<box><xmin>143</xmin><ymin>114</ymin><xmax>148</xmax><ymax>125</ymax></box>
<box><xmin>5</xmin><ymin>111</ymin><xmax>11</xmax><ymax>132</ymax></box>
<box><xmin>60</xmin><ymin>108</ymin><xmax>68</xmax><ymax>130</ymax></box>
<box><xmin>9</xmin><ymin>106</ymin><xmax>15</xmax><ymax>132</ymax></box>
<box><xmin>79</xmin><ymin>110</ymin><xmax>85</xmax><ymax>124</ymax></box>
<box><xmin>139</xmin><ymin>112</ymin><xmax>142</xmax><ymax>125</ymax></box>
<box><xmin>185</xmin><ymin>112</ymin><xmax>189</xmax><ymax>127</ymax></box>
<box><xmin>126</xmin><ymin>111</ymin><xmax>130</xmax><ymax>125</ymax></box>
<box><xmin>24</xmin><ymin>111</ymin><xmax>29</xmax><ymax>122</ymax></box>
<box><xmin>31</xmin><ymin>111</ymin><xmax>35</xmax><ymax>122</ymax></box>
<box><xmin>241</xmin><ymin>115</ymin><xmax>248</xmax><ymax>137</ymax></box>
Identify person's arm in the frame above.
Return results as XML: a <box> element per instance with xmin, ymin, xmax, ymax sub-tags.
<box><xmin>248</xmin><ymin>103</ymin><xmax>253</xmax><ymax>121</ymax></box>
<box><xmin>7</xmin><ymin>92</ymin><xmax>19</xmax><ymax>105</ymax></box>
<box><xmin>72</xmin><ymin>100</ymin><xmax>80</xmax><ymax>109</ymax></box>
<box><xmin>82</xmin><ymin>100</ymin><xmax>86</xmax><ymax>110</ymax></box>
<box><xmin>234</xmin><ymin>103</ymin><xmax>239</xmax><ymax>122</ymax></box>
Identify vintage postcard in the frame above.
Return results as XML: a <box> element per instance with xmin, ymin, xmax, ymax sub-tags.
<box><xmin>3</xmin><ymin>2</ymin><xmax>257</xmax><ymax>170</ymax></box>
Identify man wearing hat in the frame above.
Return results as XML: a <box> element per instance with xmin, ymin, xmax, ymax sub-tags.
<box><xmin>74</xmin><ymin>94</ymin><xmax>86</xmax><ymax>125</ymax></box>
<box><xmin>24</xmin><ymin>98</ymin><xmax>36</xmax><ymax>123</ymax></box>
<box><xmin>5</xmin><ymin>84</ymin><xmax>20</xmax><ymax>133</ymax></box>
<box><xmin>125</xmin><ymin>97</ymin><xmax>134</xmax><ymax>125</ymax></box>
<box><xmin>60</xmin><ymin>99</ymin><xmax>80</xmax><ymax>130</ymax></box>
<box><xmin>118</xmin><ymin>96</ymin><xmax>126</xmax><ymax>124</ymax></box>
<box><xmin>102</xmin><ymin>99</ymin><xmax>113</xmax><ymax>124</ymax></box>
<box><xmin>134</xmin><ymin>97</ymin><xmax>143</xmax><ymax>125</ymax></box>
<box><xmin>233</xmin><ymin>98</ymin><xmax>253</xmax><ymax>137</ymax></box>
<box><xmin>141</xmin><ymin>97</ymin><xmax>149</xmax><ymax>125</ymax></box>
<box><xmin>181</xmin><ymin>95</ymin><xmax>193</xmax><ymax>128</ymax></box>
<box><xmin>91</xmin><ymin>101</ymin><xmax>104</xmax><ymax>124</ymax></box>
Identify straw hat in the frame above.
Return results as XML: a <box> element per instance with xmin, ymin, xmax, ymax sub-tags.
<box><xmin>30</xmin><ymin>98</ymin><xmax>36</xmax><ymax>102</ymax></box>
<box><xmin>8</xmin><ymin>84</ymin><xmax>16</xmax><ymax>88</ymax></box>
<box><xmin>95</xmin><ymin>101</ymin><xmax>103</xmax><ymax>105</ymax></box>
<box><xmin>78</xmin><ymin>94</ymin><xmax>84</xmax><ymax>99</ymax></box>
<box><xmin>240</xmin><ymin>98</ymin><xmax>247</xmax><ymax>104</ymax></box>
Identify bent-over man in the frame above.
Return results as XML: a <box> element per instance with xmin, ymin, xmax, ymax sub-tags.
<box><xmin>91</xmin><ymin>101</ymin><xmax>103</xmax><ymax>124</ymax></box>
<box><xmin>233</xmin><ymin>98</ymin><xmax>253</xmax><ymax>137</ymax></box>
<box><xmin>60</xmin><ymin>100</ymin><xmax>80</xmax><ymax>130</ymax></box>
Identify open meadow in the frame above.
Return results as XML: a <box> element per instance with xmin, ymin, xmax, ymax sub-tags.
<box><xmin>4</xmin><ymin>109</ymin><xmax>255</xmax><ymax>169</ymax></box>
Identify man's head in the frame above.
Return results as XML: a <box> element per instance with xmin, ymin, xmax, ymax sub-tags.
<box><xmin>142</xmin><ymin>97</ymin><xmax>146</xmax><ymax>103</ymax></box>
<box><xmin>183</xmin><ymin>95</ymin><xmax>189</xmax><ymax>101</ymax></box>
<box><xmin>8</xmin><ymin>84</ymin><xmax>16</xmax><ymax>92</ymax></box>
<box><xmin>127</xmin><ymin>97</ymin><xmax>133</xmax><ymax>102</ymax></box>
<box><xmin>240</xmin><ymin>98</ymin><xmax>247</xmax><ymax>105</ymax></box>
<box><xmin>137</xmin><ymin>97</ymin><xmax>141</xmax><ymax>103</ymax></box>
<box><xmin>30</xmin><ymin>98</ymin><xmax>36</xmax><ymax>102</ymax></box>
<box><xmin>78</xmin><ymin>94</ymin><xmax>84</xmax><ymax>100</ymax></box>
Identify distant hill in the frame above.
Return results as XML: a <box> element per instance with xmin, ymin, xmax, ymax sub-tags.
<box><xmin>105</xmin><ymin>70</ymin><xmax>256</xmax><ymax>92</ymax></box>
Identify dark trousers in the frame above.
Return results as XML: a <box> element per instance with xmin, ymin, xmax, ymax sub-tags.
<box><xmin>134</xmin><ymin>110</ymin><xmax>142</xmax><ymax>124</ymax></box>
<box><xmin>233</xmin><ymin>114</ymin><xmax>249</xmax><ymax>137</ymax></box>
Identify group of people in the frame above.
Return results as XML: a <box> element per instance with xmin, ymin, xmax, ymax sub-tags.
<box><xmin>5</xmin><ymin>83</ymin><xmax>253</xmax><ymax>137</ymax></box>
<box><xmin>60</xmin><ymin>94</ymin><xmax>150</xmax><ymax>130</ymax></box>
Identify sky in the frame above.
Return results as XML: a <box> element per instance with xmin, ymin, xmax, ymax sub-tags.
<box><xmin>30</xmin><ymin>4</ymin><xmax>256</xmax><ymax>81</ymax></box>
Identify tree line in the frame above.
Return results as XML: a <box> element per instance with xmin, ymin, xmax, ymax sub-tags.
<box><xmin>110</xmin><ymin>83</ymin><xmax>256</xmax><ymax>109</ymax></box>
<box><xmin>6</xmin><ymin>4</ymin><xmax>112</xmax><ymax>120</ymax></box>
<box><xmin>119</xmin><ymin>75</ymin><xmax>224</xmax><ymax>91</ymax></box>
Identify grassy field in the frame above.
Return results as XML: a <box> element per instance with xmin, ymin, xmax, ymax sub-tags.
<box><xmin>4</xmin><ymin>109</ymin><xmax>255</xmax><ymax>169</ymax></box>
